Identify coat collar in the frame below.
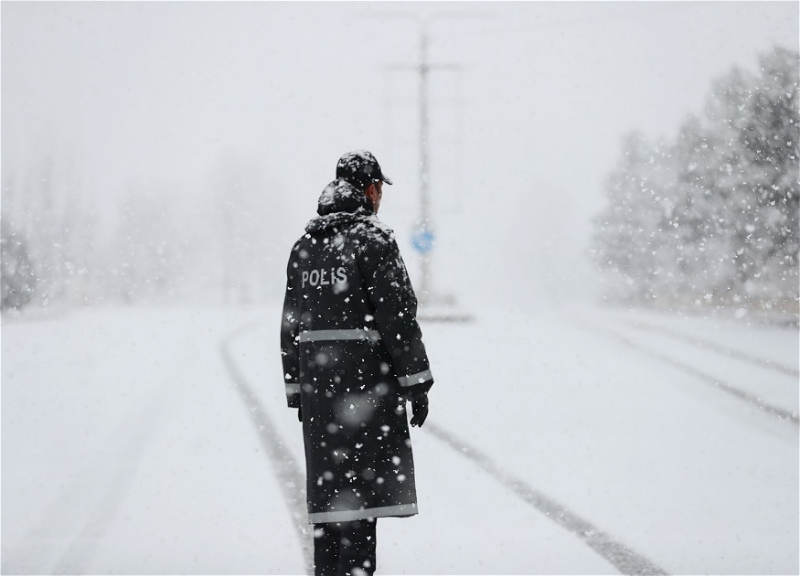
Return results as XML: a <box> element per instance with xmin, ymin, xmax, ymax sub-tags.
<box><xmin>306</xmin><ymin>179</ymin><xmax>376</xmax><ymax>235</ymax></box>
<box><xmin>316</xmin><ymin>179</ymin><xmax>372</xmax><ymax>216</ymax></box>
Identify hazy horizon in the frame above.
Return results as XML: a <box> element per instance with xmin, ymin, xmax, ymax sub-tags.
<box><xmin>2</xmin><ymin>1</ymin><xmax>797</xmax><ymax>311</ymax></box>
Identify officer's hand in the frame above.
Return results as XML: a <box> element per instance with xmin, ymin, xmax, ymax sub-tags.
<box><xmin>410</xmin><ymin>394</ymin><xmax>429</xmax><ymax>427</ymax></box>
<box><xmin>297</xmin><ymin>405</ymin><xmax>303</xmax><ymax>422</ymax></box>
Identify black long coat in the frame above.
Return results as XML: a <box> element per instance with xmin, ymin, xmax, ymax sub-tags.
<box><xmin>280</xmin><ymin>179</ymin><xmax>434</xmax><ymax>524</ymax></box>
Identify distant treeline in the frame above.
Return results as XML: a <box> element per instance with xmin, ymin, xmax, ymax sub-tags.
<box><xmin>1</xmin><ymin>153</ymin><xmax>286</xmax><ymax>312</ymax></box>
<box><xmin>593</xmin><ymin>46</ymin><xmax>799</xmax><ymax>313</ymax></box>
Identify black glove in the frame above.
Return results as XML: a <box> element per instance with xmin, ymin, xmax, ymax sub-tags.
<box><xmin>297</xmin><ymin>405</ymin><xmax>302</xmax><ymax>422</ymax></box>
<box><xmin>410</xmin><ymin>394</ymin><xmax>429</xmax><ymax>427</ymax></box>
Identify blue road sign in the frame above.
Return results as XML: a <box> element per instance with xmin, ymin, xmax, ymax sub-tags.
<box><xmin>412</xmin><ymin>228</ymin><xmax>435</xmax><ymax>254</ymax></box>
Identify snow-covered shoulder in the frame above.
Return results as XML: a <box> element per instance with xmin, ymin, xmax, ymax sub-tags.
<box><xmin>367</xmin><ymin>214</ymin><xmax>395</xmax><ymax>239</ymax></box>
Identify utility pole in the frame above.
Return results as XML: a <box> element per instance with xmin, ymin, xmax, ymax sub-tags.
<box><xmin>367</xmin><ymin>11</ymin><xmax>484</xmax><ymax>307</ymax></box>
<box><xmin>417</xmin><ymin>23</ymin><xmax>432</xmax><ymax>302</ymax></box>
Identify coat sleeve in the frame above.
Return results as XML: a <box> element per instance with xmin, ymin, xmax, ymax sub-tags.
<box><xmin>360</xmin><ymin>231</ymin><xmax>433</xmax><ymax>399</ymax></box>
<box><xmin>280</xmin><ymin>256</ymin><xmax>301</xmax><ymax>408</ymax></box>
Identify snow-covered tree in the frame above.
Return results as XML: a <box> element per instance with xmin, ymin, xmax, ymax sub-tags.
<box><xmin>211</xmin><ymin>153</ymin><xmax>286</xmax><ymax>304</ymax></box>
<box><xmin>1</xmin><ymin>220</ymin><xmax>37</xmax><ymax>310</ymax></box>
<box><xmin>736</xmin><ymin>47</ymin><xmax>799</xmax><ymax>306</ymax></box>
<box><xmin>593</xmin><ymin>132</ymin><xmax>676</xmax><ymax>303</ymax></box>
<box><xmin>594</xmin><ymin>45</ymin><xmax>799</xmax><ymax>312</ymax></box>
<box><xmin>105</xmin><ymin>188</ymin><xmax>189</xmax><ymax>304</ymax></box>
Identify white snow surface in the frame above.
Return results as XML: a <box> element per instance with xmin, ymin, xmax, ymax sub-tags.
<box><xmin>2</xmin><ymin>305</ymin><xmax>797</xmax><ymax>574</ymax></box>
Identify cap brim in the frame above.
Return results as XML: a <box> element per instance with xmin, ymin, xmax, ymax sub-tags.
<box><xmin>382</xmin><ymin>175</ymin><xmax>393</xmax><ymax>185</ymax></box>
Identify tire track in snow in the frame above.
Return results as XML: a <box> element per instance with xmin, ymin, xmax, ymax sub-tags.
<box><xmin>51</xmin><ymin>397</ymin><xmax>169</xmax><ymax>575</ymax></box>
<box><xmin>423</xmin><ymin>422</ymin><xmax>669</xmax><ymax>576</ymax></box>
<box><xmin>220</xmin><ymin>323</ymin><xmax>314</xmax><ymax>576</ymax></box>
<box><xmin>1</xmin><ymin>390</ymin><xmax>170</xmax><ymax>575</ymax></box>
<box><xmin>619</xmin><ymin>319</ymin><xmax>799</xmax><ymax>379</ymax></box>
<box><xmin>576</xmin><ymin>320</ymin><xmax>799</xmax><ymax>426</ymax></box>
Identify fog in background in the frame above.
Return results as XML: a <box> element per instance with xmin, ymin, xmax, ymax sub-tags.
<box><xmin>2</xmin><ymin>5</ymin><xmax>799</xmax><ymax>574</ymax></box>
<box><xmin>2</xmin><ymin>1</ymin><xmax>797</xmax><ymax>312</ymax></box>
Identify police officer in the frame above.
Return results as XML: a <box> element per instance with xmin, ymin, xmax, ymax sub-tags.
<box><xmin>281</xmin><ymin>151</ymin><xmax>434</xmax><ymax>576</ymax></box>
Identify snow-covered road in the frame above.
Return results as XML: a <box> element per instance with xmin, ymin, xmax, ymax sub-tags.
<box><xmin>2</xmin><ymin>306</ymin><xmax>797</xmax><ymax>574</ymax></box>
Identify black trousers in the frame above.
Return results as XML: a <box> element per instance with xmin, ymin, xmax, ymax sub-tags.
<box><xmin>313</xmin><ymin>518</ymin><xmax>377</xmax><ymax>576</ymax></box>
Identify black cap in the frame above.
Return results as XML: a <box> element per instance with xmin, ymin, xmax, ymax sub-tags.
<box><xmin>335</xmin><ymin>150</ymin><xmax>393</xmax><ymax>190</ymax></box>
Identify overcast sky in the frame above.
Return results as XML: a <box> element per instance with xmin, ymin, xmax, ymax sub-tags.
<box><xmin>3</xmin><ymin>1</ymin><xmax>798</xmax><ymax>307</ymax></box>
